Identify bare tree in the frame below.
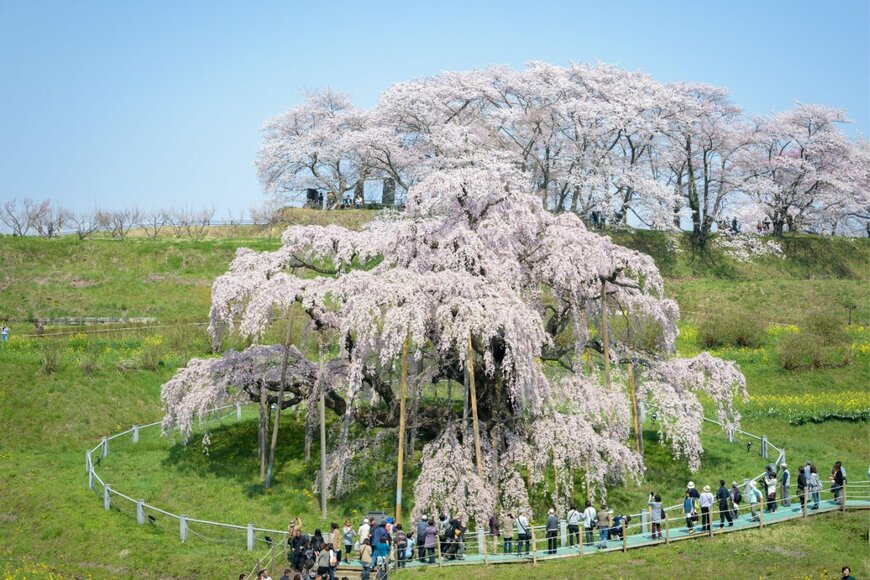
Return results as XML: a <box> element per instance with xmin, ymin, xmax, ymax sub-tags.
<box><xmin>183</xmin><ymin>206</ymin><xmax>215</xmax><ymax>240</ymax></box>
<box><xmin>165</xmin><ymin>208</ymin><xmax>187</xmax><ymax>238</ymax></box>
<box><xmin>69</xmin><ymin>208</ymin><xmax>101</xmax><ymax>240</ymax></box>
<box><xmin>142</xmin><ymin>208</ymin><xmax>167</xmax><ymax>239</ymax></box>
<box><xmin>0</xmin><ymin>198</ymin><xmax>50</xmax><ymax>236</ymax></box>
<box><xmin>33</xmin><ymin>202</ymin><xmax>70</xmax><ymax>238</ymax></box>
<box><xmin>99</xmin><ymin>208</ymin><xmax>140</xmax><ymax>239</ymax></box>
<box><xmin>249</xmin><ymin>199</ymin><xmax>282</xmax><ymax>240</ymax></box>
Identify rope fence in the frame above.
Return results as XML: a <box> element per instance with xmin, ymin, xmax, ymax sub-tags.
<box><xmin>85</xmin><ymin>401</ymin><xmax>870</xmax><ymax>576</ymax></box>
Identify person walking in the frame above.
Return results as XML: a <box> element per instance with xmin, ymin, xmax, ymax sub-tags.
<box><xmin>831</xmin><ymin>461</ymin><xmax>847</xmax><ymax>505</ymax></box>
<box><xmin>415</xmin><ymin>515</ymin><xmax>428</xmax><ymax>563</ymax></box>
<box><xmin>729</xmin><ymin>481</ymin><xmax>742</xmax><ymax>520</ymax></box>
<box><xmin>516</xmin><ymin>512</ymin><xmax>530</xmax><ymax>556</ymax></box>
<box><xmin>648</xmin><ymin>493</ymin><xmax>663</xmax><ymax>539</ymax></box>
<box><xmin>683</xmin><ymin>490</ymin><xmax>696</xmax><ymax>533</ymax></box>
<box><xmin>809</xmin><ymin>465</ymin><xmax>822</xmax><ymax>510</ymax></box>
<box><xmin>488</xmin><ymin>511</ymin><xmax>500</xmax><ymax>554</ymax></box>
<box><xmin>748</xmin><ymin>480</ymin><xmax>763</xmax><ymax>521</ymax></box>
<box><xmin>501</xmin><ymin>512</ymin><xmax>515</xmax><ymax>554</ymax></box>
<box><xmin>566</xmin><ymin>504</ymin><xmax>581</xmax><ymax>547</ymax></box>
<box><xmin>716</xmin><ymin>480</ymin><xmax>733</xmax><ymax>528</ymax></box>
<box><xmin>699</xmin><ymin>485</ymin><xmax>714</xmax><ymax>532</ymax></box>
<box><xmin>597</xmin><ymin>503</ymin><xmax>611</xmax><ymax>549</ymax></box>
<box><xmin>780</xmin><ymin>463</ymin><xmax>791</xmax><ymax>507</ymax></box>
<box><xmin>582</xmin><ymin>500</ymin><xmax>596</xmax><ymax>547</ymax></box>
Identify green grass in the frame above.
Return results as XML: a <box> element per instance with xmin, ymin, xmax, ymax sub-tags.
<box><xmin>0</xmin><ymin>227</ymin><xmax>868</xmax><ymax>578</ymax></box>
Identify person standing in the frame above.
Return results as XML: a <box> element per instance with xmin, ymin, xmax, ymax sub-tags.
<box><xmin>597</xmin><ymin>503</ymin><xmax>611</xmax><ymax>549</ymax></box>
<box><xmin>394</xmin><ymin>524</ymin><xmax>407</xmax><ymax>568</ymax></box>
<box><xmin>582</xmin><ymin>501</ymin><xmax>597</xmax><ymax>547</ymax></box>
<box><xmin>342</xmin><ymin>520</ymin><xmax>355</xmax><ymax>564</ymax></box>
<box><xmin>716</xmin><ymin>480</ymin><xmax>733</xmax><ymax>528</ymax></box>
<box><xmin>329</xmin><ymin>523</ymin><xmax>342</xmax><ymax>569</ymax></box>
<box><xmin>423</xmin><ymin>519</ymin><xmax>437</xmax><ymax>564</ymax></box>
<box><xmin>796</xmin><ymin>465</ymin><xmax>808</xmax><ymax>512</ymax></box>
<box><xmin>763</xmin><ymin>467</ymin><xmax>778</xmax><ymax>512</ymax></box>
<box><xmin>501</xmin><ymin>512</ymin><xmax>515</xmax><ymax>554</ymax></box>
<box><xmin>358</xmin><ymin>519</ymin><xmax>371</xmax><ymax>547</ymax></box>
<box><xmin>488</xmin><ymin>511</ymin><xmax>500</xmax><ymax>554</ymax></box>
<box><xmin>516</xmin><ymin>512</ymin><xmax>530</xmax><ymax>556</ymax></box>
<box><xmin>809</xmin><ymin>465</ymin><xmax>822</xmax><ymax>509</ymax></box>
<box><xmin>780</xmin><ymin>463</ymin><xmax>791</xmax><ymax>507</ymax></box>
<box><xmin>729</xmin><ymin>481</ymin><xmax>742</xmax><ymax>520</ymax></box>
<box><xmin>566</xmin><ymin>504</ymin><xmax>581</xmax><ymax>547</ymax></box>
<box><xmin>545</xmin><ymin>509</ymin><xmax>558</xmax><ymax>554</ymax></box>
<box><xmin>699</xmin><ymin>486</ymin><xmax>714</xmax><ymax>532</ymax></box>
<box><xmin>1</xmin><ymin>323</ymin><xmax>8</xmax><ymax>343</ymax></box>
<box><xmin>831</xmin><ymin>461</ymin><xmax>847</xmax><ymax>505</ymax></box>
<box><xmin>359</xmin><ymin>539</ymin><xmax>373</xmax><ymax>580</ymax></box>
<box><xmin>648</xmin><ymin>493</ymin><xmax>663</xmax><ymax>539</ymax></box>
<box><xmin>748</xmin><ymin>480</ymin><xmax>763</xmax><ymax>521</ymax></box>
<box><xmin>683</xmin><ymin>490</ymin><xmax>696</xmax><ymax>533</ymax></box>
<box><xmin>415</xmin><ymin>515</ymin><xmax>428</xmax><ymax>563</ymax></box>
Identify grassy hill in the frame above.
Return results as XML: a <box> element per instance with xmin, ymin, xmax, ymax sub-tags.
<box><xmin>0</xmin><ymin>216</ymin><xmax>868</xmax><ymax>578</ymax></box>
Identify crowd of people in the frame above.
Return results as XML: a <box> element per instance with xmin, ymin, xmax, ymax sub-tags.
<box><xmin>241</xmin><ymin>460</ymin><xmax>851</xmax><ymax>579</ymax></box>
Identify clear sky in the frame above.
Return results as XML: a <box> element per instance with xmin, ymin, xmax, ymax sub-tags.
<box><xmin>0</xmin><ymin>0</ymin><xmax>867</xmax><ymax>215</ymax></box>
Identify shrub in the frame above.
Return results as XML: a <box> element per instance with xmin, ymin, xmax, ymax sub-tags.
<box><xmin>698</xmin><ymin>309</ymin><xmax>766</xmax><ymax>349</ymax></box>
<box><xmin>139</xmin><ymin>335</ymin><xmax>165</xmax><ymax>370</ymax></box>
<box><xmin>776</xmin><ymin>309</ymin><xmax>851</xmax><ymax>370</ymax></box>
<box><xmin>38</xmin><ymin>341</ymin><xmax>63</xmax><ymax>374</ymax></box>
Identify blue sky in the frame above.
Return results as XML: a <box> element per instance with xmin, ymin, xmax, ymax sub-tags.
<box><xmin>0</xmin><ymin>0</ymin><xmax>867</xmax><ymax>214</ymax></box>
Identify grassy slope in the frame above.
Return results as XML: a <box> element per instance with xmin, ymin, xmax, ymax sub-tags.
<box><xmin>0</xmin><ymin>220</ymin><xmax>868</xmax><ymax>578</ymax></box>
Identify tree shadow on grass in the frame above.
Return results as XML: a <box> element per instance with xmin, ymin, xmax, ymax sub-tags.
<box><xmin>162</xmin><ymin>415</ymin><xmax>314</xmax><ymax>498</ymax></box>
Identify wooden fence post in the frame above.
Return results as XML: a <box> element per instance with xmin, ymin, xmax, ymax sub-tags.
<box><xmin>247</xmin><ymin>523</ymin><xmax>255</xmax><ymax>551</ymax></box>
<box><xmin>103</xmin><ymin>484</ymin><xmax>111</xmax><ymax>510</ymax></box>
<box><xmin>802</xmin><ymin>487</ymin><xmax>808</xmax><ymax>518</ymax></box>
<box><xmin>622</xmin><ymin>519</ymin><xmax>627</xmax><ymax>553</ymax></box>
<box><xmin>435</xmin><ymin>533</ymin><xmax>443</xmax><ymax>567</ymax></box>
<box><xmin>665</xmin><ymin>512</ymin><xmax>670</xmax><ymax>544</ymax></box>
<box><xmin>841</xmin><ymin>481</ymin><xmax>847</xmax><ymax>512</ymax></box>
<box><xmin>101</xmin><ymin>436</ymin><xmax>108</xmax><ymax>458</ymax></box>
<box><xmin>136</xmin><ymin>500</ymin><xmax>145</xmax><ymax>525</ymax></box>
<box><xmin>530</xmin><ymin>525</ymin><xmax>538</xmax><ymax>564</ymax></box>
<box><xmin>180</xmin><ymin>515</ymin><xmax>188</xmax><ymax>543</ymax></box>
<box><xmin>132</xmin><ymin>425</ymin><xmax>139</xmax><ymax>443</ymax></box>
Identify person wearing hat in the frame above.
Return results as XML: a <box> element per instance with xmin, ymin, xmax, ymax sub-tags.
<box><xmin>357</xmin><ymin>518</ymin><xmax>371</xmax><ymax>548</ymax></box>
<box><xmin>545</xmin><ymin>508</ymin><xmax>559</xmax><ymax>554</ymax></box>
<box><xmin>780</xmin><ymin>463</ymin><xmax>791</xmax><ymax>507</ymax></box>
<box><xmin>699</xmin><ymin>485</ymin><xmax>714</xmax><ymax>532</ymax></box>
<box><xmin>729</xmin><ymin>481</ymin><xmax>742</xmax><ymax>519</ymax></box>
<box><xmin>416</xmin><ymin>515</ymin><xmax>429</xmax><ymax>562</ymax></box>
<box><xmin>748</xmin><ymin>480</ymin><xmax>763</xmax><ymax>521</ymax></box>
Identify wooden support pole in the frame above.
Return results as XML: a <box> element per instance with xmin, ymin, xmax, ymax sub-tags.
<box><xmin>841</xmin><ymin>481</ymin><xmax>847</xmax><ymax>512</ymax></box>
<box><xmin>664</xmin><ymin>511</ymin><xmax>670</xmax><ymax>544</ymax></box>
<box><xmin>318</xmin><ymin>338</ymin><xmax>327</xmax><ymax>520</ymax></box>
<box><xmin>466</xmin><ymin>334</ymin><xmax>487</xmax><ymax>562</ymax></box>
<box><xmin>627</xmin><ymin>362</ymin><xmax>642</xmax><ymax>455</ymax></box>
<box><xmin>530</xmin><ymin>525</ymin><xmax>538</xmax><ymax>564</ymax></box>
<box><xmin>621</xmin><ymin>519</ymin><xmax>627</xmax><ymax>553</ymax></box>
<box><xmin>435</xmin><ymin>533</ymin><xmax>443</xmax><ymax>567</ymax></box>
<box><xmin>601</xmin><ymin>279</ymin><xmax>611</xmax><ymax>390</ymax></box>
<box><xmin>395</xmin><ymin>334</ymin><xmax>410</xmax><ymax>525</ymax></box>
<box><xmin>802</xmin><ymin>487</ymin><xmax>808</xmax><ymax>518</ymax></box>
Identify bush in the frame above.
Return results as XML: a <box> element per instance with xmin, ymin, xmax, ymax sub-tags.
<box><xmin>698</xmin><ymin>309</ymin><xmax>766</xmax><ymax>349</ymax></box>
<box><xmin>777</xmin><ymin>309</ymin><xmax>851</xmax><ymax>370</ymax></box>
<box><xmin>38</xmin><ymin>341</ymin><xmax>63</xmax><ymax>374</ymax></box>
<box><xmin>139</xmin><ymin>335</ymin><xmax>165</xmax><ymax>370</ymax></box>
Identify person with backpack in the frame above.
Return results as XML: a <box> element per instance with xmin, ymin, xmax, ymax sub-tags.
<box><xmin>609</xmin><ymin>514</ymin><xmax>631</xmax><ymax>540</ymax></box>
<box><xmin>566</xmin><ymin>504</ymin><xmax>581</xmax><ymax>547</ymax></box>
<box><xmin>648</xmin><ymin>493</ymin><xmax>663</xmax><ymax>539</ymax></box>
<box><xmin>582</xmin><ymin>500</ymin><xmax>597</xmax><ymax>547</ymax></box>
<box><xmin>729</xmin><ymin>481</ymin><xmax>742</xmax><ymax>519</ymax></box>
<box><xmin>516</xmin><ymin>512</ymin><xmax>530</xmax><ymax>556</ymax></box>
<box><xmin>683</xmin><ymin>490</ymin><xmax>696</xmax><ymax>533</ymax></box>
<box><xmin>545</xmin><ymin>508</ymin><xmax>559</xmax><ymax>554</ymax></box>
<box><xmin>312</xmin><ymin>529</ymin><xmax>325</xmax><ymax>552</ymax></box>
<box><xmin>716</xmin><ymin>480</ymin><xmax>733</xmax><ymax>528</ymax></box>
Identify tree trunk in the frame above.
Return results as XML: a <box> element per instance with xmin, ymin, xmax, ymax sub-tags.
<box><xmin>319</xmin><ymin>338</ymin><xmax>327</xmax><ymax>519</ymax></box>
<box><xmin>258</xmin><ymin>383</ymin><xmax>268</xmax><ymax>482</ymax></box>
<box><xmin>408</xmin><ymin>355</ymin><xmax>421</xmax><ymax>454</ymax></box>
<box><xmin>382</xmin><ymin>178</ymin><xmax>396</xmax><ymax>207</ymax></box>
<box><xmin>265</xmin><ymin>309</ymin><xmax>295</xmax><ymax>489</ymax></box>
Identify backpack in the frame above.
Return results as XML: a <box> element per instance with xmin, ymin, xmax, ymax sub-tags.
<box><xmin>734</xmin><ymin>490</ymin><xmax>742</xmax><ymax>504</ymax></box>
